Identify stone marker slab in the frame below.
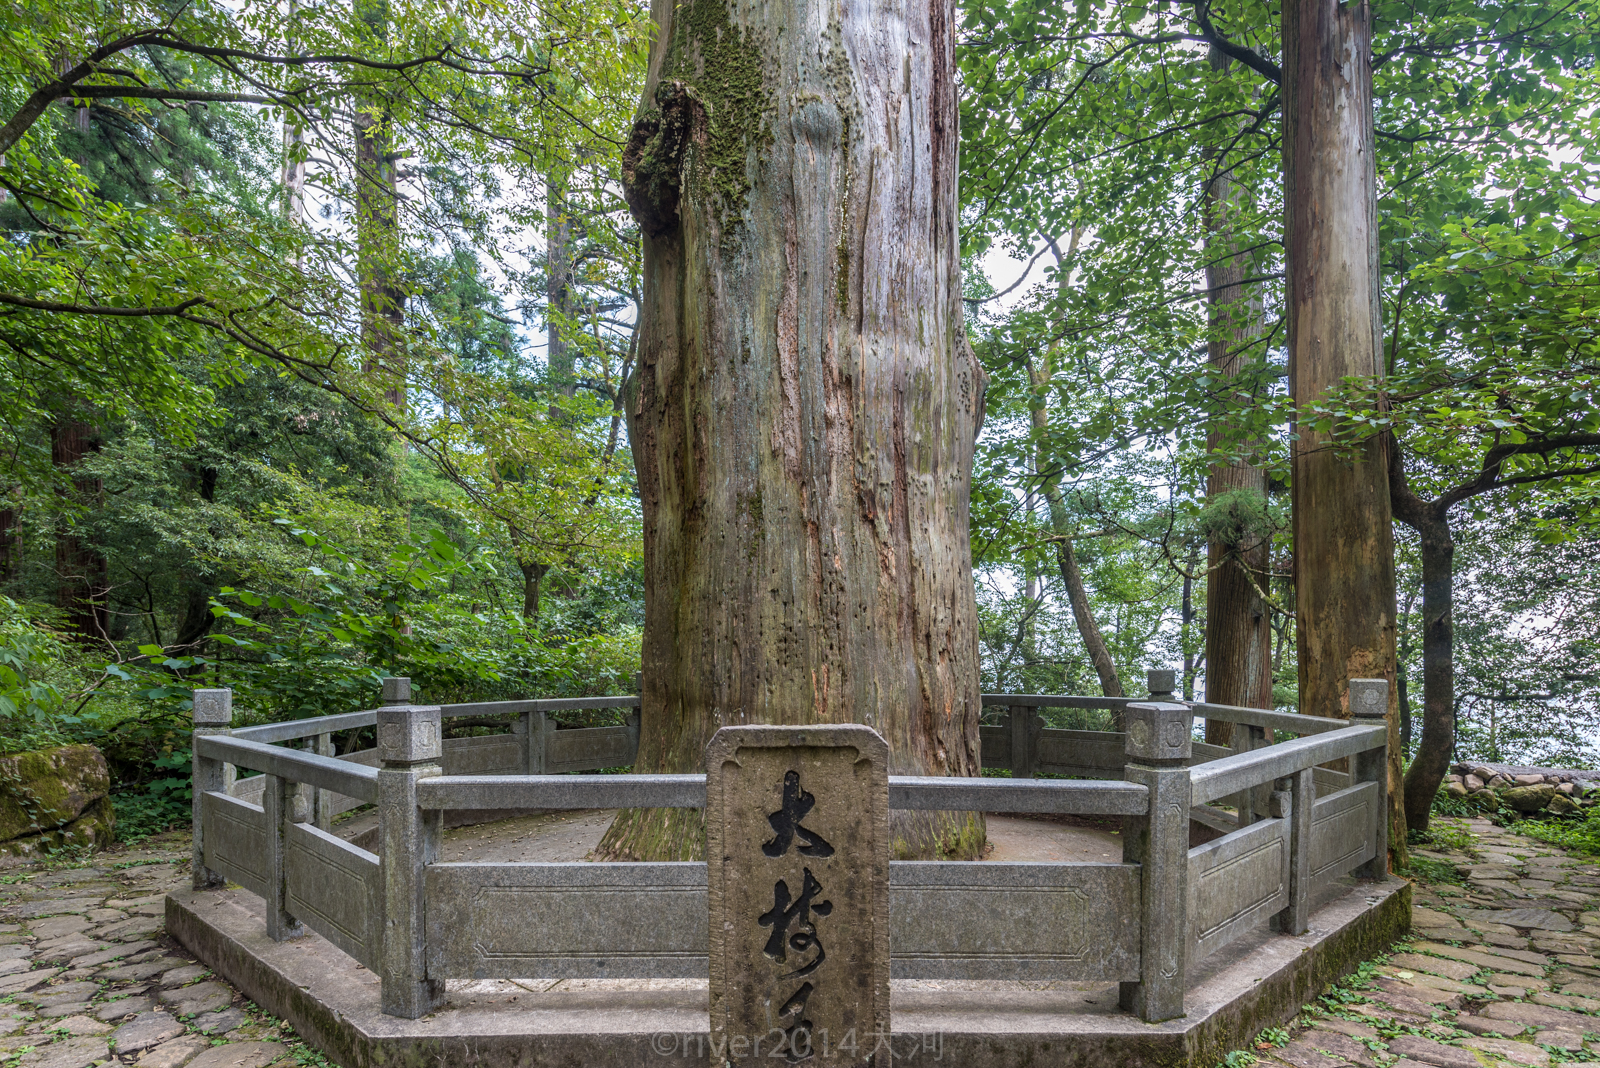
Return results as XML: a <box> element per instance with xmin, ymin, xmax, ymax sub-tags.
<box><xmin>707</xmin><ymin>725</ymin><xmax>888</xmax><ymax>1066</ymax></box>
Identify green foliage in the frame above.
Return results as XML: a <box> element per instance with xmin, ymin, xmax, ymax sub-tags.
<box><xmin>0</xmin><ymin>599</ymin><xmax>67</xmax><ymax>734</ymax></box>
<box><xmin>1517</xmin><ymin>807</ymin><xmax>1600</xmax><ymax>856</ymax></box>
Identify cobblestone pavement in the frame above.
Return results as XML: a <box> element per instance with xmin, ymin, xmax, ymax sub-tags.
<box><xmin>1233</xmin><ymin>816</ymin><xmax>1600</xmax><ymax>1068</ymax></box>
<box><xmin>1</xmin><ymin>819</ymin><xmax>1595</xmax><ymax>1068</ymax></box>
<box><xmin>0</xmin><ymin>832</ymin><xmax>319</xmax><ymax>1068</ymax></box>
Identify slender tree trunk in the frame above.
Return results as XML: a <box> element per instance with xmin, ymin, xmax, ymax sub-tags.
<box><xmin>1055</xmin><ymin>534</ymin><xmax>1124</xmax><ymax>698</ymax></box>
<box><xmin>354</xmin><ymin>0</ymin><xmax>404</xmax><ymax>409</ymax></box>
<box><xmin>607</xmin><ymin>0</ymin><xmax>986</xmax><ymax>861</ymax></box>
<box><xmin>172</xmin><ymin>465</ymin><xmax>218</xmax><ymax>657</ymax></box>
<box><xmin>520</xmin><ymin>560</ymin><xmax>549</xmax><ymax>626</ymax></box>
<box><xmin>547</xmin><ymin>181</ymin><xmax>573</xmax><ymax>396</ymax></box>
<box><xmin>51</xmin><ymin>419</ymin><xmax>109</xmax><ymax>645</ymax></box>
<box><xmin>1283</xmin><ymin>0</ymin><xmax>1406</xmax><ymax>868</ymax></box>
<box><xmin>1390</xmin><ymin>445</ymin><xmax>1454</xmax><ymax>832</ymax></box>
<box><xmin>1201</xmin><ymin>69</ymin><xmax>1272</xmax><ymax>743</ymax></box>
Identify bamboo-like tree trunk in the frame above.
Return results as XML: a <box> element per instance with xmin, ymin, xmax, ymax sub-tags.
<box><xmin>1283</xmin><ymin>0</ymin><xmax>1406</xmax><ymax>867</ymax></box>
<box><xmin>605</xmin><ymin>0</ymin><xmax>986</xmax><ymax>861</ymax></box>
<box><xmin>1201</xmin><ymin>83</ymin><xmax>1271</xmax><ymax>743</ymax></box>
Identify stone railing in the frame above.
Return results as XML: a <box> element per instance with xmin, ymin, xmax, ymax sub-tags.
<box><xmin>186</xmin><ymin>673</ymin><xmax>1391</xmax><ymax>1024</ymax></box>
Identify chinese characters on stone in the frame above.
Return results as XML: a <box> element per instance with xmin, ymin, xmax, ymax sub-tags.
<box><xmin>759</xmin><ymin>770</ymin><xmax>834</xmax><ymax>1060</ymax></box>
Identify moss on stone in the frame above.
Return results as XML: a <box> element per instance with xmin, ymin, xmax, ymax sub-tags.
<box><xmin>0</xmin><ymin>744</ymin><xmax>111</xmax><ymax>842</ymax></box>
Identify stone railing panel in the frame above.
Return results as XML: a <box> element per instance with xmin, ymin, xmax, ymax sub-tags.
<box><xmin>1309</xmin><ymin>781</ymin><xmax>1379</xmax><ymax>882</ymax></box>
<box><xmin>889</xmin><ymin>861</ymin><xmax>1140</xmax><ymax>981</ymax></box>
<box><xmin>545</xmin><ymin>724</ymin><xmax>634</xmax><ymax>773</ymax></box>
<box><xmin>425</xmin><ymin>862</ymin><xmax>708</xmax><ymax>979</ymax></box>
<box><xmin>200</xmin><ymin>791</ymin><xmax>268</xmax><ymax>897</ymax></box>
<box><xmin>284</xmin><ymin>821</ymin><xmax>380</xmax><ymax>969</ymax></box>
<box><xmin>1188</xmin><ymin>816</ymin><xmax>1290</xmax><ymax>961</ymax></box>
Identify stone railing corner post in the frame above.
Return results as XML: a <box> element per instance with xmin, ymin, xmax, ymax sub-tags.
<box><xmin>191</xmin><ymin>688</ymin><xmax>233</xmax><ymax>890</ymax></box>
<box><xmin>1145</xmin><ymin>668</ymin><xmax>1177</xmax><ymax>700</ymax></box>
<box><xmin>1350</xmin><ymin>677</ymin><xmax>1390</xmax><ymax>878</ymax></box>
<box><xmin>1120</xmin><ymin>700</ymin><xmax>1192</xmax><ymax>1023</ymax></box>
<box><xmin>375</xmin><ymin>677</ymin><xmax>445</xmax><ymax>1018</ymax></box>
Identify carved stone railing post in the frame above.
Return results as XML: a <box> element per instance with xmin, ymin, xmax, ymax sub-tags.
<box><xmin>376</xmin><ymin>676</ymin><xmax>444</xmax><ymax>1018</ymax></box>
<box><xmin>1145</xmin><ymin>668</ymin><xmax>1176</xmax><ymax>701</ymax></box>
<box><xmin>517</xmin><ymin>709</ymin><xmax>552</xmax><ymax>774</ymax></box>
<box><xmin>263</xmin><ymin>772</ymin><xmax>306</xmax><ymax>941</ymax></box>
<box><xmin>1349</xmin><ymin>677</ymin><xmax>1390</xmax><ymax>878</ymax></box>
<box><xmin>1120</xmin><ymin>700</ymin><xmax>1192</xmax><ymax>1023</ymax></box>
<box><xmin>191</xmin><ymin>688</ymin><xmax>234</xmax><ymax>890</ymax></box>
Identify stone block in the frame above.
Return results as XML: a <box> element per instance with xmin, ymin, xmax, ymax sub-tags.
<box><xmin>1502</xmin><ymin>785</ymin><xmax>1557</xmax><ymax>812</ymax></box>
<box><xmin>706</xmin><ymin>724</ymin><xmax>888</xmax><ymax>1067</ymax></box>
<box><xmin>112</xmin><ymin>1012</ymin><xmax>186</xmax><ymax>1054</ymax></box>
<box><xmin>1410</xmin><ymin>941</ymin><xmax>1544</xmax><ymax>976</ymax></box>
<box><xmin>48</xmin><ymin>1016</ymin><xmax>111</xmax><ymax>1037</ymax></box>
<box><xmin>1146</xmin><ymin>668</ymin><xmax>1177</xmax><ymax>696</ymax></box>
<box><xmin>1384</xmin><ymin>1035</ymin><xmax>1481</xmax><ymax>1068</ymax></box>
<box><xmin>0</xmin><ymin>746</ymin><xmax>111</xmax><ymax>845</ymax></box>
<box><xmin>185</xmin><ymin>1042</ymin><xmax>287</xmax><ymax>1068</ymax></box>
<box><xmin>1530</xmin><ymin>1030</ymin><xmax>1588</xmax><ymax>1052</ymax></box>
<box><xmin>156</xmin><ymin>979</ymin><xmax>232</xmax><ymax>1016</ymax></box>
<box><xmin>191</xmin><ymin>1008</ymin><xmax>247</xmax><ymax>1036</ymax></box>
<box><xmin>19</xmin><ymin>1035</ymin><xmax>109</xmax><ymax>1068</ymax></box>
<box><xmin>375</xmin><ymin>705</ymin><xmax>441</xmax><ymax>766</ymax></box>
<box><xmin>158</xmin><ymin>965</ymin><xmax>209</xmax><ymax>988</ymax></box>
<box><xmin>380</xmin><ymin>677</ymin><xmax>410</xmax><ymax>704</ymax></box>
<box><xmin>1461</xmin><ymin>1036</ymin><xmax>1549</xmax><ymax>1066</ymax></box>
<box><xmin>95</xmin><ymin>997</ymin><xmax>152</xmax><ymax>1022</ymax></box>
<box><xmin>1481</xmin><ymin>1001</ymin><xmax>1599</xmax><ymax>1032</ymax></box>
<box><xmin>1124</xmin><ymin>701</ymin><xmax>1192</xmax><ymax>762</ymax></box>
<box><xmin>0</xmin><ymin>968</ymin><xmax>59</xmax><ymax>994</ymax></box>
<box><xmin>136</xmin><ymin>1035</ymin><xmax>212</xmax><ymax>1068</ymax></box>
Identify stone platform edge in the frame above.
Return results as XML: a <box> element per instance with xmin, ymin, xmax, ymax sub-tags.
<box><xmin>167</xmin><ymin>876</ymin><xmax>1410</xmax><ymax>1068</ymax></box>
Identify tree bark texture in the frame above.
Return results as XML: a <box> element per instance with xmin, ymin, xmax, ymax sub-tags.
<box><xmin>51</xmin><ymin>419</ymin><xmax>109</xmax><ymax>645</ymax></box>
<box><xmin>1283</xmin><ymin>0</ymin><xmax>1406</xmax><ymax>866</ymax></box>
<box><xmin>1201</xmin><ymin>144</ymin><xmax>1271</xmax><ymax>745</ymax></box>
<box><xmin>1390</xmin><ymin>446</ymin><xmax>1454</xmax><ymax>833</ymax></box>
<box><xmin>608</xmin><ymin>0</ymin><xmax>986</xmax><ymax>861</ymax></box>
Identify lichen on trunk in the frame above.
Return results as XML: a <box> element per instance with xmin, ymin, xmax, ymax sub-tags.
<box><xmin>605</xmin><ymin>0</ymin><xmax>986</xmax><ymax>862</ymax></box>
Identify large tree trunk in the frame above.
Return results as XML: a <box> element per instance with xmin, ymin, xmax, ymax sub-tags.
<box><xmin>354</xmin><ymin>0</ymin><xmax>404</xmax><ymax>409</ymax></box>
<box><xmin>1283</xmin><ymin>0</ymin><xmax>1406</xmax><ymax>868</ymax></box>
<box><xmin>1390</xmin><ymin>445</ymin><xmax>1454</xmax><ymax>832</ymax></box>
<box><xmin>1201</xmin><ymin>82</ymin><xmax>1272</xmax><ymax>745</ymax></box>
<box><xmin>51</xmin><ymin>419</ymin><xmax>109</xmax><ymax>645</ymax></box>
<box><xmin>605</xmin><ymin>0</ymin><xmax>986</xmax><ymax>861</ymax></box>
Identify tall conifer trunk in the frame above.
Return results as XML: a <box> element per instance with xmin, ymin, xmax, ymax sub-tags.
<box><xmin>604</xmin><ymin>0</ymin><xmax>986</xmax><ymax>861</ymax></box>
<box><xmin>1283</xmin><ymin>0</ymin><xmax>1406</xmax><ymax>866</ymax></box>
<box><xmin>51</xmin><ymin>419</ymin><xmax>109</xmax><ymax>644</ymax></box>
<box><xmin>1201</xmin><ymin>55</ymin><xmax>1272</xmax><ymax>741</ymax></box>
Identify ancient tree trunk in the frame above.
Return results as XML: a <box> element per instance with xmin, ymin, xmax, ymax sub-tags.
<box><xmin>1201</xmin><ymin>123</ymin><xmax>1272</xmax><ymax>745</ymax></box>
<box><xmin>354</xmin><ymin>0</ymin><xmax>404</xmax><ymax>409</ymax></box>
<box><xmin>1283</xmin><ymin>0</ymin><xmax>1406</xmax><ymax>866</ymax></box>
<box><xmin>52</xmin><ymin>419</ymin><xmax>109</xmax><ymax>644</ymax></box>
<box><xmin>1390</xmin><ymin>446</ymin><xmax>1454</xmax><ymax>833</ymax></box>
<box><xmin>606</xmin><ymin>0</ymin><xmax>986</xmax><ymax>861</ymax></box>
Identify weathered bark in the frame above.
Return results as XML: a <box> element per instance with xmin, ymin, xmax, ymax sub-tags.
<box><xmin>354</xmin><ymin>0</ymin><xmax>404</xmax><ymax>409</ymax></box>
<box><xmin>51</xmin><ymin>419</ymin><xmax>109</xmax><ymax>645</ymax></box>
<box><xmin>1201</xmin><ymin>82</ymin><xmax>1272</xmax><ymax>746</ymax></box>
<box><xmin>1389</xmin><ymin>445</ymin><xmax>1455</xmax><ymax>833</ymax></box>
<box><xmin>605</xmin><ymin>0</ymin><xmax>986</xmax><ymax>861</ymax></box>
<box><xmin>1283</xmin><ymin>0</ymin><xmax>1406</xmax><ymax>867</ymax></box>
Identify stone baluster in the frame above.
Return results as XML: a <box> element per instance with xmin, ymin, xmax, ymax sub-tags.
<box><xmin>263</xmin><ymin>771</ymin><xmax>306</xmax><ymax>941</ymax></box>
<box><xmin>1120</xmin><ymin>700</ymin><xmax>1192</xmax><ymax>1023</ymax></box>
<box><xmin>1349</xmin><ymin>677</ymin><xmax>1390</xmax><ymax>878</ymax></box>
<box><xmin>376</xmin><ymin>676</ymin><xmax>445</xmax><ymax>1018</ymax></box>
<box><xmin>311</xmin><ymin>732</ymin><xmax>333</xmax><ymax>830</ymax></box>
<box><xmin>1274</xmin><ymin>767</ymin><xmax>1315</xmax><ymax>936</ymax></box>
<box><xmin>191</xmin><ymin>688</ymin><xmax>234</xmax><ymax>890</ymax></box>
<box><xmin>1145</xmin><ymin>668</ymin><xmax>1177</xmax><ymax>701</ymax></box>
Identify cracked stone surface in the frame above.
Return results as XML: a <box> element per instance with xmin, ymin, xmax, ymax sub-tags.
<box><xmin>1240</xmin><ymin>816</ymin><xmax>1600</xmax><ymax>1068</ymax></box>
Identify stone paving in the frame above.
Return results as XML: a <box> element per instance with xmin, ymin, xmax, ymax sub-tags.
<box><xmin>1</xmin><ymin>817</ymin><xmax>1596</xmax><ymax>1068</ymax></box>
<box><xmin>0</xmin><ymin>832</ymin><xmax>309</xmax><ymax>1068</ymax></box>
<box><xmin>1233</xmin><ymin>816</ymin><xmax>1600</xmax><ymax>1068</ymax></box>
